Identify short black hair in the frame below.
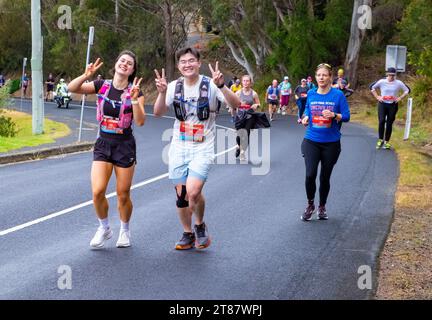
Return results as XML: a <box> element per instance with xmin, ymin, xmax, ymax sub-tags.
<box><xmin>176</xmin><ymin>47</ymin><xmax>200</xmax><ymax>63</ymax></box>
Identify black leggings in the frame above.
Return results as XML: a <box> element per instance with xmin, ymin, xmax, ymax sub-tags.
<box><xmin>236</xmin><ymin>117</ymin><xmax>255</xmax><ymax>149</ymax></box>
<box><xmin>301</xmin><ymin>139</ymin><xmax>341</xmax><ymax>206</ymax></box>
<box><xmin>378</xmin><ymin>102</ymin><xmax>398</xmax><ymax>141</ymax></box>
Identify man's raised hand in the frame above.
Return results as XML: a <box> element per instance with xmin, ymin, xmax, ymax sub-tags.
<box><xmin>209</xmin><ymin>61</ymin><xmax>224</xmax><ymax>88</ymax></box>
<box><xmin>154</xmin><ymin>68</ymin><xmax>167</xmax><ymax>93</ymax></box>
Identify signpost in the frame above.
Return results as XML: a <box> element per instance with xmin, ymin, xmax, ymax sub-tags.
<box><xmin>404</xmin><ymin>97</ymin><xmax>413</xmax><ymax>140</ymax></box>
<box><xmin>78</xmin><ymin>26</ymin><xmax>94</xmax><ymax>142</ymax></box>
<box><xmin>31</xmin><ymin>0</ymin><xmax>44</xmax><ymax>134</ymax></box>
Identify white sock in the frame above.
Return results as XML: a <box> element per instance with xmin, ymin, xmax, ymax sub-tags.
<box><xmin>120</xmin><ymin>221</ymin><xmax>129</xmax><ymax>231</ymax></box>
<box><xmin>98</xmin><ymin>218</ymin><xmax>109</xmax><ymax>230</ymax></box>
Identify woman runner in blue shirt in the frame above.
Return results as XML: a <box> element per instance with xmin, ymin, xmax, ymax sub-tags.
<box><xmin>300</xmin><ymin>63</ymin><xmax>350</xmax><ymax>221</ymax></box>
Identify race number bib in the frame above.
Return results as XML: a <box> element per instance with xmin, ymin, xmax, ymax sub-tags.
<box><xmin>179</xmin><ymin>122</ymin><xmax>205</xmax><ymax>142</ymax></box>
<box><xmin>382</xmin><ymin>95</ymin><xmax>397</xmax><ymax>102</ymax></box>
<box><xmin>312</xmin><ymin>115</ymin><xmax>332</xmax><ymax>129</ymax></box>
<box><xmin>300</xmin><ymin>92</ymin><xmax>307</xmax><ymax>98</ymax></box>
<box><xmin>101</xmin><ymin>116</ymin><xmax>123</xmax><ymax>134</ymax></box>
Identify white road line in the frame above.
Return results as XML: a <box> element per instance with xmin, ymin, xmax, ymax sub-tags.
<box><xmin>0</xmin><ymin>119</ymin><xmax>237</xmax><ymax>237</ymax></box>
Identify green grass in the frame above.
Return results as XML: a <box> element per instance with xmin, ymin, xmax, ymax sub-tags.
<box><xmin>0</xmin><ymin>110</ymin><xmax>71</xmax><ymax>153</ymax></box>
<box><xmin>352</xmin><ymin>95</ymin><xmax>432</xmax><ymax>299</ymax></box>
<box><xmin>351</xmin><ymin>103</ymin><xmax>432</xmax><ymax>189</ymax></box>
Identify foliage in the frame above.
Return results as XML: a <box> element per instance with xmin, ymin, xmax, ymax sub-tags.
<box><xmin>399</xmin><ymin>0</ymin><xmax>432</xmax><ymax>77</ymax></box>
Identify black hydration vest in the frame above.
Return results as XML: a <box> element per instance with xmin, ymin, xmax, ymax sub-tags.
<box><xmin>173</xmin><ymin>76</ymin><xmax>211</xmax><ymax>121</ymax></box>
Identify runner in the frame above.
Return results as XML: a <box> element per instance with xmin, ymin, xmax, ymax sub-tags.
<box><xmin>306</xmin><ymin>76</ymin><xmax>317</xmax><ymax>91</ymax></box>
<box><xmin>45</xmin><ymin>73</ymin><xmax>55</xmax><ymax>101</ymax></box>
<box><xmin>68</xmin><ymin>50</ymin><xmax>146</xmax><ymax>248</ymax></box>
<box><xmin>294</xmin><ymin>78</ymin><xmax>309</xmax><ymax>124</ymax></box>
<box><xmin>22</xmin><ymin>73</ymin><xmax>29</xmax><ymax>97</ymax></box>
<box><xmin>370</xmin><ymin>67</ymin><xmax>410</xmax><ymax>150</ymax></box>
<box><xmin>332</xmin><ymin>68</ymin><xmax>350</xmax><ymax>89</ymax></box>
<box><xmin>300</xmin><ymin>63</ymin><xmax>350</xmax><ymax>221</ymax></box>
<box><xmin>335</xmin><ymin>78</ymin><xmax>354</xmax><ymax>98</ymax></box>
<box><xmin>265</xmin><ymin>79</ymin><xmax>280</xmax><ymax>121</ymax></box>
<box><xmin>235</xmin><ymin>74</ymin><xmax>261</xmax><ymax>161</ymax></box>
<box><xmin>153</xmin><ymin>47</ymin><xmax>240</xmax><ymax>250</ymax></box>
<box><xmin>278</xmin><ymin>76</ymin><xmax>291</xmax><ymax>115</ymax></box>
<box><xmin>229</xmin><ymin>78</ymin><xmax>242</xmax><ymax>122</ymax></box>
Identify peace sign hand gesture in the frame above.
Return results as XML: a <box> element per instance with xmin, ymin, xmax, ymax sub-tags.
<box><xmin>154</xmin><ymin>68</ymin><xmax>167</xmax><ymax>93</ymax></box>
<box><xmin>209</xmin><ymin>61</ymin><xmax>224</xmax><ymax>88</ymax></box>
<box><xmin>131</xmin><ymin>77</ymin><xmax>143</xmax><ymax>100</ymax></box>
<box><xmin>85</xmin><ymin>58</ymin><xmax>103</xmax><ymax>79</ymax></box>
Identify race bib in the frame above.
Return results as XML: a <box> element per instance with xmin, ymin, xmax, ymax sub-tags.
<box><xmin>269</xmin><ymin>94</ymin><xmax>277</xmax><ymax>100</ymax></box>
<box><xmin>179</xmin><ymin>122</ymin><xmax>205</xmax><ymax>142</ymax></box>
<box><xmin>383</xmin><ymin>95</ymin><xmax>397</xmax><ymax>102</ymax></box>
<box><xmin>312</xmin><ymin>115</ymin><xmax>332</xmax><ymax>129</ymax></box>
<box><xmin>101</xmin><ymin>116</ymin><xmax>123</xmax><ymax>134</ymax></box>
<box><xmin>300</xmin><ymin>92</ymin><xmax>307</xmax><ymax>98</ymax></box>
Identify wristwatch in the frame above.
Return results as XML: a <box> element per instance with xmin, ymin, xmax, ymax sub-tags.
<box><xmin>333</xmin><ymin>113</ymin><xmax>338</xmax><ymax>119</ymax></box>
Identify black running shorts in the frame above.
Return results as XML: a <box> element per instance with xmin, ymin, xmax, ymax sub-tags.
<box><xmin>93</xmin><ymin>136</ymin><xmax>137</xmax><ymax>168</ymax></box>
<box><xmin>268</xmin><ymin>99</ymin><xmax>279</xmax><ymax>106</ymax></box>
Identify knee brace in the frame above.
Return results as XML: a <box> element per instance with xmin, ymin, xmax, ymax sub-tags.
<box><xmin>175</xmin><ymin>185</ymin><xmax>189</xmax><ymax>208</ymax></box>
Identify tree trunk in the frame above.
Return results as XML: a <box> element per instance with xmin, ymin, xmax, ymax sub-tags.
<box><xmin>162</xmin><ymin>1</ymin><xmax>175</xmax><ymax>80</ymax></box>
<box><xmin>344</xmin><ymin>0</ymin><xmax>372</xmax><ymax>88</ymax></box>
<box><xmin>115</xmin><ymin>0</ymin><xmax>119</xmax><ymax>32</ymax></box>
<box><xmin>225</xmin><ymin>38</ymin><xmax>255</xmax><ymax>81</ymax></box>
<box><xmin>307</xmin><ymin>0</ymin><xmax>314</xmax><ymax>18</ymax></box>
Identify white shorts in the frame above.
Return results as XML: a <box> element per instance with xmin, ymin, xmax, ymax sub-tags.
<box><xmin>168</xmin><ymin>143</ymin><xmax>214</xmax><ymax>185</ymax></box>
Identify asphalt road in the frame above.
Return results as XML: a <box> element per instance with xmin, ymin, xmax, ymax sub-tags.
<box><xmin>0</xmin><ymin>102</ymin><xmax>398</xmax><ymax>299</ymax></box>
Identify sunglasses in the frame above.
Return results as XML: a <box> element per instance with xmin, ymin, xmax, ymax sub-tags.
<box><xmin>317</xmin><ymin>63</ymin><xmax>332</xmax><ymax>70</ymax></box>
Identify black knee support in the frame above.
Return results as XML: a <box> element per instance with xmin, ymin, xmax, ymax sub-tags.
<box><xmin>176</xmin><ymin>185</ymin><xmax>189</xmax><ymax>208</ymax></box>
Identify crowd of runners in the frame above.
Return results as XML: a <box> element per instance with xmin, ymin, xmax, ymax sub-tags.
<box><xmin>67</xmin><ymin>46</ymin><xmax>410</xmax><ymax>250</ymax></box>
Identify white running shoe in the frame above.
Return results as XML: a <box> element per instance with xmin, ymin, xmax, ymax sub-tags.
<box><xmin>90</xmin><ymin>227</ymin><xmax>113</xmax><ymax>248</ymax></box>
<box><xmin>239</xmin><ymin>150</ymin><xmax>246</xmax><ymax>161</ymax></box>
<box><xmin>277</xmin><ymin>108</ymin><xmax>281</xmax><ymax>114</ymax></box>
<box><xmin>116</xmin><ymin>229</ymin><xmax>131</xmax><ymax>248</ymax></box>
<box><xmin>282</xmin><ymin>111</ymin><xmax>286</xmax><ymax>116</ymax></box>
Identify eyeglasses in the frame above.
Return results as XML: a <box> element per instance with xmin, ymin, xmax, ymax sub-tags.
<box><xmin>179</xmin><ymin>58</ymin><xmax>198</xmax><ymax>65</ymax></box>
<box><xmin>317</xmin><ymin>63</ymin><xmax>332</xmax><ymax>70</ymax></box>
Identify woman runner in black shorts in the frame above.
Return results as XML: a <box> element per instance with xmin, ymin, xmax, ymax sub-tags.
<box><xmin>68</xmin><ymin>50</ymin><xmax>146</xmax><ymax>249</ymax></box>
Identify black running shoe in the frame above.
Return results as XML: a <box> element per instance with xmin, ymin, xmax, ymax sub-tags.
<box><xmin>301</xmin><ymin>204</ymin><xmax>315</xmax><ymax>221</ymax></box>
<box><xmin>317</xmin><ymin>205</ymin><xmax>328</xmax><ymax>220</ymax></box>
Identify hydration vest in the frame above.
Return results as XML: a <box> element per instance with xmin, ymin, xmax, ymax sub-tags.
<box><xmin>96</xmin><ymin>80</ymin><xmax>133</xmax><ymax>129</ymax></box>
<box><xmin>267</xmin><ymin>86</ymin><xmax>280</xmax><ymax>99</ymax></box>
<box><xmin>173</xmin><ymin>76</ymin><xmax>211</xmax><ymax>121</ymax></box>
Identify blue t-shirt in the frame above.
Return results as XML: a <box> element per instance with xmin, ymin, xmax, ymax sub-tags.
<box><xmin>304</xmin><ymin>88</ymin><xmax>350</xmax><ymax>143</ymax></box>
<box><xmin>267</xmin><ymin>86</ymin><xmax>280</xmax><ymax>100</ymax></box>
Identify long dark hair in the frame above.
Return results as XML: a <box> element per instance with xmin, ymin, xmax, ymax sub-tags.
<box><xmin>113</xmin><ymin>50</ymin><xmax>137</xmax><ymax>84</ymax></box>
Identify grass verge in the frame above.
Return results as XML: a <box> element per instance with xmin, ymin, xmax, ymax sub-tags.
<box><xmin>0</xmin><ymin>110</ymin><xmax>71</xmax><ymax>153</ymax></box>
<box><xmin>350</xmin><ymin>90</ymin><xmax>432</xmax><ymax>299</ymax></box>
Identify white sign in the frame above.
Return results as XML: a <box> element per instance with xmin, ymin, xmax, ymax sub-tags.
<box><xmin>386</xmin><ymin>45</ymin><xmax>407</xmax><ymax>72</ymax></box>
